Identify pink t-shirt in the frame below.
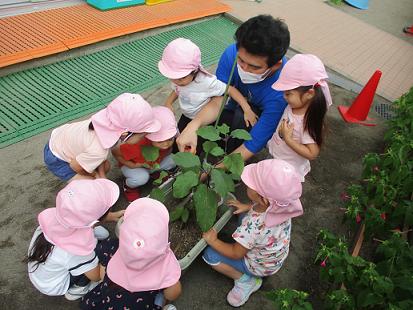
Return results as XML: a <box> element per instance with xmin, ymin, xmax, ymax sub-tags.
<box><xmin>267</xmin><ymin>105</ymin><xmax>315</xmax><ymax>182</ymax></box>
<box><xmin>49</xmin><ymin>119</ymin><xmax>109</xmax><ymax>173</ymax></box>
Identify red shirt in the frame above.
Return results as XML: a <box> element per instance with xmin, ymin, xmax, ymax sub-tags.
<box><xmin>118</xmin><ymin>137</ymin><xmax>170</xmax><ymax>168</ymax></box>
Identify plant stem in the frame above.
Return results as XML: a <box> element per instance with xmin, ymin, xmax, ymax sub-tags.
<box><xmin>214</xmin><ymin>51</ymin><xmax>239</xmax><ymax>129</ymax></box>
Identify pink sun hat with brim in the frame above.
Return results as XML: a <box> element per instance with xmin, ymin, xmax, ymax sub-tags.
<box><xmin>107</xmin><ymin>197</ymin><xmax>181</xmax><ymax>292</ymax></box>
<box><xmin>91</xmin><ymin>93</ymin><xmax>161</xmax><ymax>149</ymax></box>
<box><xmin>241</xmin><ymin>159</ymin><xmax>303</xmax><ymax>227</ymax></box>
<box><xmin>146</xmin><ymin>106</ymin><xmax>179</xmax><ymax>142</ymax></box>
<box><xmin>158</xmin><ymin>38</ymin><xmax>212</xmax><ymax>79</ymax></box>
<box><xmin>272</xmin><ymin>54</ymin><xmax>333</xmax><ymax>109</ymax></box>
<box><xmin>38</xmin><ymin>179</ymin><xmax>120</xmax><ymax>256</ymax></box>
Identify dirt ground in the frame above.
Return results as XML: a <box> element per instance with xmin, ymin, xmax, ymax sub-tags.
<box><xmin>0</xmin><ymin>1</ymin><xmax>409</xmax><ymax>309</ymax></box>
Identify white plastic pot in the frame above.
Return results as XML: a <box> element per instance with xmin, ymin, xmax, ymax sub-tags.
<box><xmin>115</xmin><ymin>177</ymin><xmax>235</xmax><ymax>271</ymax></box>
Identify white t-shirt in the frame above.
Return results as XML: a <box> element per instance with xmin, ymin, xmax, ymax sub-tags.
<box><xmin>233</xmin><ymin>205</ymin><xmax>291</xmax><ymax>277</ymax></box>
<box><xmin>27</xmin><ymin>226</ymin><xmax>99</xmax><ymax>296</ymax></box>
<box><xmin>49</xmin><ymin>119</ymin><xmax>109</xmax><ymax>173</ymax></box>
<box><xmin>172</xmin><ymin>72</ymin><xmax>227</xmax><ymax>119</ymax></box>
<box><xmin>267</xmin><ymin>105</ymin><xmax>316</xmax><ymax>182</ymax></box>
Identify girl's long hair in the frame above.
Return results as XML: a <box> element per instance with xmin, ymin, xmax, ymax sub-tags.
<box><xmin>296</xmin><ymin>85</ymin><xmax>327</xmax><ymax>147</ymax></box>
<box><xmin>27</xmin><ymin>233</ymin><xmax>54</xmax><ymax>272</ymax></box>
<box><xmin>27</xmin><ymin>210</ymin><xmax>110</xmax><ymax>271</ymax></box>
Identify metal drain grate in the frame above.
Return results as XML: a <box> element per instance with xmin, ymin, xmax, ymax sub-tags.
<box><xmin>372</xmin><ymin>103</ymin><xmax>398</xmax><ymax>121</ymax></box>
<box><xmin>0</xmin><ymin>17</ymin><xmax>238</xmax><ymax>149</ymax></box>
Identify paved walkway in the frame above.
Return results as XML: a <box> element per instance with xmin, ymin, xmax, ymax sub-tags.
<box><xmin>1</xmin><ymin>0</ymin><xmax>412</xmax><ymax>101</ymax></box>
<box><xmin>222</xmin><ymin>0</ymin><xmax>413</xmax><ymax>102</ymax></box>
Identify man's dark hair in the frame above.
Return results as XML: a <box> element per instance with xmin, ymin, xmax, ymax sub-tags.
<box><xmin>235</xmin><ymin>15</ymin><xmax>290</xmax><ymax>68</ymax></box>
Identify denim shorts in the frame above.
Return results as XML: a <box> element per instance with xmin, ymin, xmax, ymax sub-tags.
<box><xmin>44</xmin><ymin>141</ymin><xmax>76</xmax><ymax>182</ymax></box>
<box><xmin>202</xmin><ymin>214</ymin><xmax>257</xmax><ymax>278</ymax></box>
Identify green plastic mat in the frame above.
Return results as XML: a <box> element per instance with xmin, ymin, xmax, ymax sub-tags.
<box><xmin>0</xmin><ymin>17</ymin><xmax>238</xmax><ymax>149</ymax></box>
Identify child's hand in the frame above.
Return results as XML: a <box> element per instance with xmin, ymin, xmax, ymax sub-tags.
<box><xmin>103</xmin><ymin>210</ymin><xmax>126</xmax><ymax>223</ymax></box>
<box><xmin>202</xmin><ymin>227</ymin><xmax>218</xmax><ymax>245</ymax></box>
<box><xmin>244</xmin><ymin>109</ymin><xmax>259</xmax><ymax>128</ymax></box>
<box><xmin>280</xmin><ymin>119</ymin><xmax>294</xmax><ymax>141</ymax></box>
<box><xmin>227</xmin><ymin>199</ymin><xmax>252</xmax><ymax>215</ymax></box>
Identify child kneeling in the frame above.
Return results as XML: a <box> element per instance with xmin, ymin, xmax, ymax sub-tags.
<box><xmin>78</xmin><ymin>198</ymin><xmax>182</xmax><ymax>310</ymax></box>
<box><xmin>202</xmin><ymin>159</ymin><xmax>304</xmax><ymax>307</ymax></box>
<box><xmin>112</xmin><ymin>106</ymin><xmax>178</xmax><ymax>202</ymax></box>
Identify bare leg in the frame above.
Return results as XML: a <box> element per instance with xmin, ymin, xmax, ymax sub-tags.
<box><xmin>211</xmin><ymin>262</ymin><xmax>244</xmax><ymax>280</ymax></box>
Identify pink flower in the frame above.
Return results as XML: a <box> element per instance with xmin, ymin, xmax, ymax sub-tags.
<box><xmin>343</xmin><ymin>194</ymin><xmax>350</xmax><ymax>198</ymax></box>
<box><xmin>321</xmin><ymin>255</ymin><xmax>328</xmax><ymax>267</ymax></box>
<box><xmin>364</xmin><ymin>179</ymin><xmax>371</xmax><ymax>182</ymax></box>
<box><xmin>357</xmin><ymin>217</ymin><xmax>361</xmax><ymax>222</ymax></box>
<box><xmin>395</xmin><ymin>229</ymin><xmax>401</xmax><ymax>232</ymax></box>
<box><xmin>381</xmin><ymin>214</ymin><xmax>386</xmax><ymax>219</ymax></box>
<box><xmin>374</xmin><ymin>167</ymin><xmax>379</xmax><ymax>171</ymax></box>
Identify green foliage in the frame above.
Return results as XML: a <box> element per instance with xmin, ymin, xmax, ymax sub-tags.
<box><xmin>315</xmin><ymin>230</ymin><xmax>413</xmax><ymax>309</ymax></box>
<box><xmin>263</xmin><ymin>288</ymin><xmax>314</xmax><ymax>310</ymax></box>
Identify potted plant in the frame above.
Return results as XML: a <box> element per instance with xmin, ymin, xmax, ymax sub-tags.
<box><xmin>116</xmin><ymin>52</ymin><xmax>250</xmax><ymax>270</ymax></box>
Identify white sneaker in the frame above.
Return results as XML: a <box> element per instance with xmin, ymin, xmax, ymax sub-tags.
<box><xmin>65</xmin><ymin>281</ymin><xmax>100</xmax><ymax>301</ymax></box>
<box><xmin>93</xmin><ymin>226</ymin><xmax>109</xmax><ymax>241</ymax></box>
<box><xmin>163</xmin><ymin>304</ymin><xmax>177</xmax><ymax>310</ymax></box>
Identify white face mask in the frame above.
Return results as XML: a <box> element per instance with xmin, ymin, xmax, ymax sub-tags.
<box><xmin>237</xmin><ymin>63</ymin><xmax>271</xmax><ymax>84</ymax></box>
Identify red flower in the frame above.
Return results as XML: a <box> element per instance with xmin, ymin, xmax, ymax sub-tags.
<box><xmin>357</xmin><ymin>217</ymin><xmax>361</xmax><ymax>222</ymax></box>
<box><xmin>381</xmin><ymin>214</ymin><xmax>386</xmax><ymax>219</ymax></box>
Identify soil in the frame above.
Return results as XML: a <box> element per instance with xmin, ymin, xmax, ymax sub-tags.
<box><xmin>165</xmin><ymin>196</ymin><xmax>224</xmax><ymax>260</ymax></box>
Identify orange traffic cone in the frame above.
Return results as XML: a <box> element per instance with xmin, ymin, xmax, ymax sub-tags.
<box><xmin>338</xmin><ymin>70</ymin><xmax>382</xmax><ymax>126</ymax></box>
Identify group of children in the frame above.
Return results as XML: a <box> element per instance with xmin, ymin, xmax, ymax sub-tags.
<box><xmin>28</xmin><ymin>36</ymin><xmax>333</xmax><ymax>308</ymax></box>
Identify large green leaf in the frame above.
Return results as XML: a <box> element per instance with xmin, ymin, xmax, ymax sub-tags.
<box><xmin>193</xmin><ymin>184</ymin><xmax>219</xmax><ymax>232</ymax></box>
<box><xmin>170</xmin><ymin>205</ymin><xmax>184</xmax><ymax>221</ymax></box>
<box><xmin>141</xmin><ymin>145</ymin><xmax>160</xmax><ymax>162</ymax></box>
<box><xmin>222</xmin><ymin>153</ymin><xmax>245</xmax><ymax>175</ymax></box>
<box><xmin>181</xmin><ymin>165</ymin><xmax>200</xmax><ymax>176</ymax></box>
<box><xmin>211</xmin><ymin>169</ymin><xmax>229</xmax><ymax>199</ymax></box>
<box><xmin>173</xmin><ymin>171</ymin><xmax>199</xmax><ymax>198</ymax></box>
<box><xmin>203</xmin><ymin>141</ymin><xmax>218</xmax><ymax>153</ymax></box>
<box><xmin>230</xmin><ymin>129</ymin><xmax>252</xmax><ymax>140</ymax></box>
<box><xmin>149</xmin><ymin>187</ymin><xmax>165</xmax><ymax>202</ymax></box>
<box><xmin>196</xmin><ymin>126</ymin><xmax>221</xmax><ymax>141</ymax></box>
<box><xmin>172</xmin><ymin>152</ymin><xmax>201</xmax><ymax>168</ymax></box>
<box><xmin>217</xmin><ymin>123</ymin><xmax>230</xmax><ymax>135</ymax></box>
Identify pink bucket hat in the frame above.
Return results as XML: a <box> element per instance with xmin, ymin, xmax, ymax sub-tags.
<box><xmin>158</xmin><ymin>38</ymin><xmax>212</xmax><ymax>79</ymax></box>
<box><xmin>241</xmin><ymin>159</ymin><xmax>303</xmax><ymax>227</ymax></box>
<box><xmin>91</xmin><ymin>93</ymin><xmax>161</xmax><ymax>149</ymax></box>
<box><xmin>272</xmin><ymin>54</ymin><xmax>333</xmax><ymax>109</ymax></box>
<box><xmin>107</xmin><ymin>198</ymin><xmax>181</xmax><ymax>292</ymax></box>
<box><xmin>146</xmin><ymin>106</ymin><xmax>179</xmax><ymax>142</ymax></box>
<box><xmin>38</xmin><ymin>179</ymin><xmax>119</xmax><ymax>256</ymax></box>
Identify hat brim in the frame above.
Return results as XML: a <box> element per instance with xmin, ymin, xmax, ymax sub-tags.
<box><xmin>38</xmin><ymin>208</ymin><xmax>95</xmax><ymax>256</ymax></box>
<box><xmin>271</xmin><ymin>81</ymin><xmax>302</xmax><ymax>91</ymax></box>
<box><xmin>107</xmin><ymin>247</ymin><xmax>181</xmax><ymax>291</ymax></box>
<box><xmin>241</xmin><ymin>163</ymin><xmax>258</xmax><ymax>193</ymax></box>
<box><xmin>158</xmin><ymin>60</ymin><xmax>192</xmax><ymax>79</ymax></box>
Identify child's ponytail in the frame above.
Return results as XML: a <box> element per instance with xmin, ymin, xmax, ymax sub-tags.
<box><xmin>27</xmin><ymin>233</ymin><xmax>54</xmax><ymax>272</ymax></box>
<box><xmin>297</xmin><ymin>85</ymin><xmax>327</xmax><ymax>147</ymax></box>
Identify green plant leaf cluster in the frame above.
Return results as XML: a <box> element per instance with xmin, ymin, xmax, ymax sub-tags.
<box><xmin>263</xmin><ymin>288</ymin><xmax>313</xmax><ymax>309</ymax></box>
<box><xmin>314</xmin><ymin>230</ymin><xmax>413</xmax><ymax>309</ymax></box>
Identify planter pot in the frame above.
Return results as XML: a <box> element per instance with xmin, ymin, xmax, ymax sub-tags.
<box><xmin>115</xmin><ymin>177</ymin><xmax>236</xmax><ymax>271</ymax></box>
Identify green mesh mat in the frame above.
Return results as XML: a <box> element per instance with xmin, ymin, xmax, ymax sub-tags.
<box><xmin>0</xmin><ymin>17</ymin><xmax>238</xmax><ymax>149</ymax></box>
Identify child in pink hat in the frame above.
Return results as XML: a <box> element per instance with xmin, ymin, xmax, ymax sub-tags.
<box><xmin>202</xmin><ymin>159</ymin><xmax>303</xmax><ymax>307</ymax></box>
<box><xmin>158</xmin><ymin>38</ymin><xmax>259</xmax><ymax>153</ymax></box>
<box><xmin>267</xmin><ymin>54</ymin><xmax>332</xmax><ymax>182</ymax></box>
<box><xmin>27</xmin><ymin>179</ymin><xmax>124</xmax><ymax>300</ymax></box>
<box><xmin>78</xmin><ymin>198</ymin><xmax>182</xmax><ymax>310</ymax></box>
<box><xmin>112</xmin><ymin>106</ymin><xmax>178</xmax><ymax>202</ymax></box>
<box><xmin>44</xmin><ymin>93</ymin><xmax>161</xmax><ymax>183</ymax></box>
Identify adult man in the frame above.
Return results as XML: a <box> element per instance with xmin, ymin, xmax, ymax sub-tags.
<box><xmin>176</xmin><ymin>15</ymin><xmax>290</xmax><ymax>164</ymax></box>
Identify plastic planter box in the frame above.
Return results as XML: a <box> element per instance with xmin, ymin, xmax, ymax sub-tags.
<box><xmin>87</xmin><ymin>0</ymin><xmax>145</xmax><ymax>11</ymax></box>
<box><xmin>115</xmin><ymin>177</ymin><xmax>235</xmax><ymax>271</ymax></box>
